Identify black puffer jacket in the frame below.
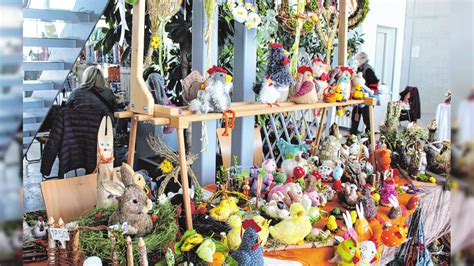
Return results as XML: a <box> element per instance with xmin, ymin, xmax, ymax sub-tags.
<box><xmin>41</xmin><ymin>108</ymin><xmax>107</xmax><ymax>178</ymax></box>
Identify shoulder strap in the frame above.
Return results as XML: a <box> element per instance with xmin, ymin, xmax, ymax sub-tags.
<box><xmin>90</xmin><ymin>88</ymin><xmax>114</xmax><ymax>114</ymax></box>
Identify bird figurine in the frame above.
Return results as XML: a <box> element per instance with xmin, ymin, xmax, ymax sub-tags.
<box><xmin>352</xmin><ymin>84</ymin><xmax>365</xmax><ymax>100</ymax></box>
<box><xmin>252</xmin><ymin>215</ymin><xmax>271</xmax><ymax>247</ymax></box>
<box><xmin>334</xmin><ymin>85</ymin><xmax>344</xmax><ymax>102</ymax></box>
<box><xmin>265</xmin><ymin>43</ymin><xmax>295</xmax><ymax>101</ymax></box>
<box><xmin>269</xmin><ymin>203</ymin><xmax>312</xmax><ymax>245</ymax></box>
<box><xmin>328</xmin><ymin>238</ymin><xmax>361</xmax><ymax>266</ymax></box>
<box><xmin>337</xmin><ymin>67</ymin><xmax>353</xmax><ymax>101</ymax></box>
<box><xmin>359</xmin><ymin>239</ymin><xmax>379</xmax><ymax>266</ymax></box>
<box><xmin>255</xmin><ymin>78</ymin><xmax>281</xmax><ymax>107</ymax></box>
<box><xmin>226</xmin><ymin>215</ymin><xmax>243</xmax><ymax>250</ymax></box>
<box><xmin>231</xmin><ymin>220</ymin><xmax>264</xmax><ymax>266</ymax></box>
<box><xmin>333</xmin><ymin>161</ymin><xmax>344</xmax><ymax>191</ymax></box>
<box><xmin>189</xmin><ymin>65</ymin><xmax>235</xmax><ymax>136</ymax></box>
<box><xmin>33</xmin><ymin>216</ymin><xmax>47</xmax><ymax>239</ymax></box>
<box><xmin>209</xmin><ymin>196</ymin><xmax>240</xmax><ymax>222</ymax></box>
<box><xmin>291</xmin><ymin>66</ymin><xmax>319</xmax><ymax>104</ymax></box>
<box><xmin>312</xmin><ymin>58</ymin><xmax>331</xmax><ymax>97</ymax></box>
<box><xmin>326</xmin><ymin>215</ymin><xmax>338</xmax><ymax>232</ymax></box>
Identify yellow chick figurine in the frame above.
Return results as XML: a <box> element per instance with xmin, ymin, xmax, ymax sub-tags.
<box><xmin>326</xmin><ymin>215</ymin><xmax>338</xmax><ymax>232</ymax></box>
<box><xmin>209</xmin><ymin>197</ymin><xmax>240</xmax><ymax>222</ymax></box>
<box><xmin>226</xmin><ymin>215</ymin><xmax>242</xmax><ymax>250</ymax></box>
<box><xmin>334</xmin><ymin>85</ymin><xmax>343</xmax><ymax>102</ymax></box>
<box><xmin>352</xmin><ymin>84</ymin><xmax>365</xmax><ymax>100</ymax></box>
<box><xmin>350</xmin><ymin>211</ymin><xmax>357</xmax><ymax>225</ymax></box>
<box><xmin>269</xmin><ymin>203</ymin><xmax>312</xmax><ymax>245</ymax></box>
<box><xmin>253</xmin><ymin>215</ymin><xmax>271</xmax><ymax>247</ymax></box>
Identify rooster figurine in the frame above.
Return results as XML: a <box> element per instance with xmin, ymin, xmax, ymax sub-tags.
<box><xmin>33</xmin><ymin>216</ymin><xmax>47</xmax><ymax>238</ymax></box>
<box><xmin>189</xmin><ymin>66</ymin><xmax>235</xmax><ymax>136</ymax></box>
<box><xmin>265</xmin><ymin>43</ymin><xmax>294</xmax><ymax>101</ymax></box>
<box><xmin>291</xmin><ymin>66</ymin><xmax>319</xmax><ymax>104</ymax></box>
<box><xmin>312</xmin><ymin>58</ymin><xmax>331</xmax><ymax>97</ymax></box>
<box><xmin>255</xmin><ymin>78</ymin><xmax>281</xmax><ymax>107</ymax></box>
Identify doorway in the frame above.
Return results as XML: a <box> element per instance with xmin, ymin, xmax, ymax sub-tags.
<box><xmin>374</xmin><ymin>25</ymin><xmax>397</xmax><ymax>95</ymax></box>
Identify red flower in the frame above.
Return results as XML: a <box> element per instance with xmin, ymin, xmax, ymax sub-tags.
<box><xmin>297</xmin><ymin>66</ymin><xmax>313</xmax><ymax>74</ymax></box>
<box><xmin>270</xmin><ymin>43</ymin><xmax>283</xmax><ymax>49</ymax></box>
<box><xmin>207</xmin><ymin>65</ymin><xmax>227</xmax><ymax>75</ymax></box>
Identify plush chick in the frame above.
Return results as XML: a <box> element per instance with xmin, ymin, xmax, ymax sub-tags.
<box><xmin>209</xmin><ymin>197</ymin><xmax>240</xmax><ymax>222</ymax></box>
<box><xmin>269</xmin><ymin>203</ymin><xmax>312</xmax><ymax>245</ymax></box>
<box><xmin>334</xmin><ymin>85</ymin><xmax>344</xmax><ymax>102</ymax></box>
<box><xmin>326</xmin><ymin>215</ymin><xmax>338</xmax><ymax>232</ymax></box>
<box><xmin>352</xmin><ymin>84</ymin><xmax>365</xmax><ymax>100</ymax></box>
<box><xmin>258</xmin><ymin>79</ymin><xmax>281</xmax><ymax>106</ymax></box>
<box><xmin>252</xmin><ymin>215</ymin><xmax>271</xmax><ymax>246</ymax></box>
<box><xmin>226</xmin><ymin>215</ymin><xmax>243</xmax><ymax>250</ymax></box>
<box><xmin>329</xmin><ymin>238</ymin><xmax>361</xmax><ymax>266</ymax></box>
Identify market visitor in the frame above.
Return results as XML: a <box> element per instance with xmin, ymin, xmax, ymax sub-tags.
<box><xmin>67</xmin><ymin>66</ymin><xmax>118</xmax><ymax>119</ymax></box>
<box><xmin>350</xmin><ymin>52</ymin><xmax>380</xmax><ymax>135</ymax></box>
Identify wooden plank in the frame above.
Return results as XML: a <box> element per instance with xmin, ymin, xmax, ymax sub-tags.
<box><xmin>114</xmin><ymin>111</ymin><xmax>134</xmax><ymax>118</ymax></box>
<box><xmin>368</xmin><ymin>105</ymin><xmax>376</xmax><ymax>165</ymax></box>
<box><xmin>145</xmin><ymin>117</ymin><xmax>170</xmax><ymax>125</ymax></box>
<box><xmin>127</xmin><ymin>116</ymin><xmax>138</xmax><ymax>167</ymax></box>
<box><xmin>129</xmin><ymin>0</ymin><xmax>154</xmax><ymax>115</ymax></box>
<box><xmin>177</xmin><ymin>128</ymin><xmax>193</xmax><ymax>229</ymax></box>
<box><xmin>338</xmin><ymin>0</ymin><xmax>348</xmax><ymax>65</ymax></box>
<box><xmin>41</xmin><ymin>173</ymin><xmax>97</xmax><ymax>223</ymax></box>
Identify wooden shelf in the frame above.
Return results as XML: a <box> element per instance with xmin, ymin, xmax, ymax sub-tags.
<box><xmin>150</xmin><ymin>98</ymin><xmax>376</xmax><ymax>129</ymax></box>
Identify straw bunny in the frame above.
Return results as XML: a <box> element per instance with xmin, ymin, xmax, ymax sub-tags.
<box><xmin>103</xmin><ymin>163</ymin><xmax>154</xmax><ymax>236</ymax></box>
<box><xmin>354</xmin><ymin>203</ymin><xmax>373</xmax><ymax>242</ymax></box>
<box><xmin>387</xmin><ymin>195</ymin><xmax>405</xmax><ymax>220</ymax></box>
<box><xmin>342</xmin><ymin>211</ymin><xmax>357</xmax><ymax>242</ymax></box>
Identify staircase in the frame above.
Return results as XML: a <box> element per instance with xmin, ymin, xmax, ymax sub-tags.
<box><xmin>22</xmin><ymin>0</ymin><xmax>108</xmax><ymax>154</ymax></box>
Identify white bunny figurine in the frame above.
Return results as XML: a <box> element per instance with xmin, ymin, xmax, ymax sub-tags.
<box><xmin>342</xmin><ymin>211</ymin><xmax>358</xmax><ymax>241</ymax></box>
<box><xmin>388</xmin><ymin>194</ymin><xmax>403</xmax><ymax>220</ymax></box>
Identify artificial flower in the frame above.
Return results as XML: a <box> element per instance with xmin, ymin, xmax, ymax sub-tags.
<box><xmin>160</xmin><ymin>159</ymin><xmax>173</xmax><ymax>174</ymax></box>
<box><xmin>246</xmin><ymin>12</ymin><xmax>261</xmax><ymax>29</ymax></box>
<box><xmin>196</xmin><ymin>239</ymin><xmax>216</xmax><ymax>263</ymax></box>
<box><xmin>150</xmin><ymin>36</ymin><xmax>160</xmax><ymax>49</ymax></box>
<box><xmin>232</xmin><ymin>4</ymin><xmax>248</xmax><ymax>23</ymax></box>
<box><xmin>245</xmin><ymin>2</ymin><xmax>256</xmax><ymax>11</ymax></box>
<box><xmin>158</xmin><ymin>194</ymin><xmax>169</xmax><ymax>205</ymax></box>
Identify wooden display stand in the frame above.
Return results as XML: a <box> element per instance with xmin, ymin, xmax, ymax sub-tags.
<box><xmin>115</xmin><ymin>0</ymin><xmax>377</xmax><ymax>230</ymax></box>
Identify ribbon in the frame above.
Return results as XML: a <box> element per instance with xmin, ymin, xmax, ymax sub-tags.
<box><xmin>116</xmin><ymin>0</ymin><xmax>129</xmax><ymax>46</ymax></box>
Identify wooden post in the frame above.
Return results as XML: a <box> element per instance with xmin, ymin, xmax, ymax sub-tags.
<box><xmin>127</xmin><ymin>116</ymin><xmax>138</xmax><ymax>168</ymax></box>
<box><xmin>177</xmin><ymin>128</ymin><xmax>193</xmax><ymax>229</ymax></box>
<box><xmin>232</xmin><ymin>3</ymin><xmax>256</xmax><ymax>168</ymax></box>
<box><xmin>315</xmin><ymin>108</ymin><xmax>327</xmax><ymax>150</ymax></box>
<box><xmin>71</xmin><ymin>226</ymin><xmax>81</xmax><ymax>266</ymax></box>
<box><xmin>47</xmin><ymin>217</ymin><xmax>57</xmax><ymax>266</ymax></box>
<box><xmin>109</xmin><ymin>233</ymin><xmax>120</xmax><ymax>266</ymax></box>
<box><xmin>368</xmin><ymin>105</ymin><xmax>376</xmax><ymax>165</ymax></box>
<box><xmin>138</xmin><ymin>237</ymin><xmax>148</xmax><ymax>266</ymax></box>
<box><xmin>130</xmin><ymin>0</ymin><xmax>154</xmax><ymax>115</ymax></box>
<box><xmin>338</xmin><ymin>0</ymin><xmax>348</xmax><ymax>65</ymax></box>
<box><xmin>126</xmin><ymin>236</ymin><xmax>134</xmax><ymax>266</ymax></box>
<box><xmin>57</xmin><ymin>218</ymin><xmax>68</xmax><ymax>265</ymax></box>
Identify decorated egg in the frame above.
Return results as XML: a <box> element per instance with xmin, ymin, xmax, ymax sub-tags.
<box><xmin>406</xmin><ymin>195</ymin><xmax>420</xmax><ymax>210</ymax></box>
<box><xmin>293</xmin><ymin>166</ymin><xmax>306</xmax><ymax>179</ymax></box>
<box><xmin>381</xmin><ymin>223</ymin><xmax>408</xmax><ymax>247</ymax></box>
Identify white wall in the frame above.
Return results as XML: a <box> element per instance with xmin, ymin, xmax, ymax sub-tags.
<box><xmin>359</xmin><ymin>0</ymin><xmax>407</xmax><ymax>101</ymax></box>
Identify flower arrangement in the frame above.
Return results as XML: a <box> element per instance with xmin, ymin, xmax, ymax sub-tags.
<box><xmin>226</xmin><ymin>0</ymin><xmax>262</xmax><ymax>29</ymax></box>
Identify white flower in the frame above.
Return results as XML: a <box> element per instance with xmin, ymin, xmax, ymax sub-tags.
<box><xmin>232</xmin><ymin>4</ymin><xmax>248</xmax><ymax>23</ymax></box>
<box><xmin>226</xmin><ymin>0</ymin><xmax>234</xmax><ymax>10</ymax></box>
<box><xmin>245</xmin><ymin>2</ymin><xmax>256</xmax><ymax>11</ymax></box>
<box><xmin>246</xmin><ymin>12</ymin><xmax>261</xmax><ymax>29</ymax></box>
<box><xmin>158</xmin><ymin>194</ymin><xmax>169</xmax><ymax>205</ymax></box>
<box><xmin>121</xmin><ymin>222</ymin><xmax>128</xmax><ymax>233</ymax></box>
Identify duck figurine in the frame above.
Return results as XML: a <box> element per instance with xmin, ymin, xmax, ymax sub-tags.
<box><xmin>269</xmin><ymin>203</ymin><xmax>312</xmax><ymax>245</ymax></box>
<box><xmin>226</xmin><ymin>215</ymin><xmax>243</xmax><ymax>250</ymax></box>
<box><xmin>209</xmin><ymin>196</ymin><xmax>240</xmax><ymax>222</ymax></box>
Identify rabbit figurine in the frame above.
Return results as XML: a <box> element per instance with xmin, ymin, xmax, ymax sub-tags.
<box><xmin>103</xmin><ymin>163</ymin><xmax>154</xmax><ymax>236</ymax></box>
<box><xmin>388</xmin><ymin>195</ymin><xmax>404</xmax><ymax>220</ymax></box>
<box><xmin>354</xmin><ymin>203</ymin><xmax>373</xmax><ymax>242</ymax></box>
<box><xmin>96</xmin><ymin>164</ymin><xmax>121</xmax><ymax>208</ymax></box>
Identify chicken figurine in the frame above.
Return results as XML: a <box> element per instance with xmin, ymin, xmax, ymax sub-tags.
<box><xmin>265</xmin><ymin>43</ymin><xmax>294</xmax><ymax>101</ymax></box>
<box><xmin>255</xmin><ymin>78</ymin><xmax>281</xmax><ymax>107</ymax></box>
<box><xmin>189</xmin><ymin>65</ymin><xmax>235</xmax><ymax>136</ymax></box>
<box><xmin>329</xmin><ymin>238</ymin><xmax>361</xmax><ymax>266</ymax></box>
<box><xmin>337</xmin><ymin>67</ymin><xmax>353</xmax><ymax>101</ymax></box>
<box><xmin>226</xmin><ymin>215</ymin><xmax>243</xmax><ymax>250</ymax></box>
<box><xmin>231</xmin><ymin>220</ymin><xmax>264</xmax><ymax>266</ymax></box>
<box><xmin>209</xmin><ymin>196</ymin><xmax>240</xmax><ymax>222</ymax></box>
<box><xmin>312</xmin><ymin>58</ymin><xmax>331</xmax><ymax>97</ymax></box>
<box><xmin>269</xmin><ymin>203</ymin><xmax>312</xmax><ymax>245</ymax></box>
<box><xmin>33</xmin><ymin>216</ymin><xmax>47</xmax><ymax>239</ymax></box>
<box><xmin>291</xmin><ymin>66</ymin><xmax>319</xmax><ymax>104</ymax></box>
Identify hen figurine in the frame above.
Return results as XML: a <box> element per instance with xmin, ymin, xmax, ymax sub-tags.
<box><xmin>265</xmin><ymin>43</ymin><xmax>294</xmax><ymax>101</ymax></box>
<box><xmin>189</xmin><ymin>66</ymin><xmax>235</xmax><ymax>136</ymax></box>
<box><xmin>255</xmin><ymin>78</ymin><xmax>281</xmax><ymax>107</ymax></box>
<box><xmin>337</xmin><ymin>67</ymin><xmax>353</xmax><ymax>101</ymax></box>
<box><xmin>33</xmin><ymin>216</ymin><xmax>47</xmax><ymax>238</ymax></box>
<box><xmin>312</xmin><ymin>58</ymin><xmax>331</xmax><ymax>97</ymax></box>
<box><xmin>291</xmin><ymin>66</ymin><xmax>319</xmax><ymax>104</ymax></box>
<box><xmin>231</xmin><ymin>220</ymin><xmax>264</xmax><ymax>266</ymax></box>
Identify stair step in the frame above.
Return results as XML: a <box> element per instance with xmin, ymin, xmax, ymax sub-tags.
<box><xmin>23</xmin><ymin>8</ymin><xmax>92</xmax><ymax>23</ymax></box>
<box><xmin>23</xmin><ymin>61</ymin><xmax>67</xmax><ymax>71</ymax></box>
<box><xmin>24</xmin><ymin>97</ymin><xmax>45</xmax><ymax>109</ymax></box>
<box><xmin>23</xmin><ymin>80</ymin><xmax>55</xmax><ymax>91</ymax></box>
<box><xmin>1</xmin><ymin>55</ymin><xmax>22</xmax><ymax>65</ymax></box>
<box><xmin>23</xmin><ymin>113</ymin><xmax>37</xmax><ymax>124</ymax></box>
<box><xmin>24</xmin><ymin>37</ymin><xmax>79</xmax><ymax>48</ymax></box>
<box><xmin>23</xmin><ymin>123</ymin><xmax>42</xmax><ymax>133</ymax></box>
<box><xmin>0</xmin><ymin>27</ymin><xmax>22</xmax><ymax>37</ymax></box>
<box><xmin>23</xmin><ymin>108</ymin><xmax>49</xmax><ymax>119</ymax></box>
<box><xmin>1</xmin><ymin>75</ymin><xmax>22</xmax><ymax>87</ymax></box>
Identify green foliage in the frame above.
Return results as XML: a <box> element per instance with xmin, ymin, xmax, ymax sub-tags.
<box><xmin>347</xmin><ymin>32</ymin><xmax>365</xmax><ymax>58</ymax></box>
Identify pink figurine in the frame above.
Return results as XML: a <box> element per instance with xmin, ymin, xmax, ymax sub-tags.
<box><xmin>380</xmin><ymin>179</ymin><xmax>398</xmax><ymax>207</ymax></box>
